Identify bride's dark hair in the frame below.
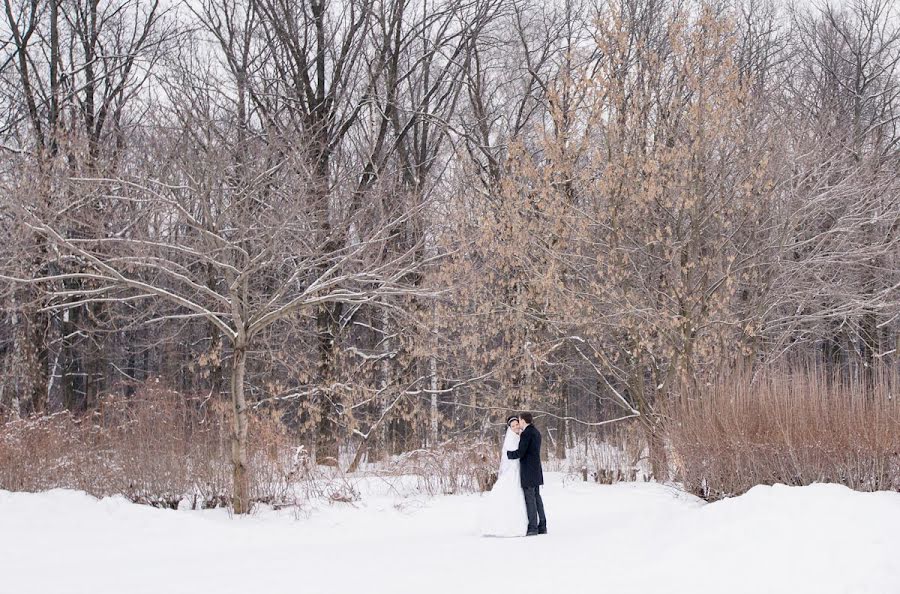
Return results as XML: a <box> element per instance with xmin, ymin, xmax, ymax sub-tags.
<box><xmin>506</xmin><ymin>415</ymin><xmax>519</xmax><ymax>426</ymax></box>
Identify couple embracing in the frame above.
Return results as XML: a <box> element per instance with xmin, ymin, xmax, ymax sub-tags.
<box><xmin>481</xmin><ymin>412</ymin><xmax>548</xmax><ymax>537</ymax></box>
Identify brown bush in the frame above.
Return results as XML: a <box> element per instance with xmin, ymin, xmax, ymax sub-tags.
<box><xmin>665</xmin><ymin>365</ymin><xmax>900</xmax><ymax>500</ymax></box>
<box><xmin>0</xmin><ymin>382</ymin><xmax>306</xmax><ymax>509</ymax></box>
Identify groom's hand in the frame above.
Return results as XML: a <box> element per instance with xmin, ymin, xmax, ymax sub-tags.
<box><xmin>506</xmin><ymin>450</ymin><xmax>518</xmax><ymax>459</ymax></box>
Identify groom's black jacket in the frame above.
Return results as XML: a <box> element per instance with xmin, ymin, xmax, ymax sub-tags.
<box><xmin>507</xmin><ymin>424</ymin><xmax>544</xmax><ymax>488</ymax></box>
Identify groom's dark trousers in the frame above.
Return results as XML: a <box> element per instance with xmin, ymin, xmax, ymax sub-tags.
<box><xmin>523</xmin><ymin>486</ymin><xmax>546</xmax><ymax>534</ymax></box>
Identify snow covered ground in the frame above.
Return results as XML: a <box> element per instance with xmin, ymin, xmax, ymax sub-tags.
<box><xmin>2</xmin><ymin>473</ymin><xmax>899</xmax><ymax>594</ymax></box>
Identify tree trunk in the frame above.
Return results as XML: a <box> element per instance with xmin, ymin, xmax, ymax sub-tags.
<box><xmin>645</xmin><ymin>419</ymin><xmax>669</xmax><ymax>481</ymax></box>
<box><xmin>861</xmin><ymin>310</ymin><xmax>878</xmax><ymax>397</ymax></box>
<box><xmin>230</xmin><ymin>343</ymin><xmax>251</xmax><ymax>514</ymax></box>
<box><xmin>314</xmin><ymin>303</ymin><xmax>341</xmax><ymax>466</ymax></box>
<box><xmin>378</xmin><ymin>306</ymin><xmax>391</xmax><ymax>459</ymax></box>
<box><xmin>555</xmin><ymin>386</ymin><xmax>568</xmax><ymax>459</ymax></box>
<box><xmin>429</xmin><ymin>354</ymin><xmax>438</xmax><ymax>445</ymax></box>
<box><xmin>19</xmin><ymin>292</ymin><xmax>49</xmax><ymax>415</ymax></box>
<box><xmin>347</xmin><ymin>438</ymin><xmax>368</xmax><ymax>473</ymax></box>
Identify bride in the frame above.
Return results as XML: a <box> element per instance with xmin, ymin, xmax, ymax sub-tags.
<box><xmin>480</xmin><ymin>415</ymin><xmax>528</xmax><ymax>537</ymax></box>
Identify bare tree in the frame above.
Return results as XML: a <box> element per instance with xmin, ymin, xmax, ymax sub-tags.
<box><xmin>0</xmin><ymin>0</ymin><xmax>176</xmax><ymax>414</ymax></box>
<box><xmin>764</xmin><ymin>0</ymin><xmax>900</xmax><ymax>385</ymax></box>
<box><xmin>4</xmin><ymin>121</ymin><xmax>435</xmax><ymax>513</ymax></box>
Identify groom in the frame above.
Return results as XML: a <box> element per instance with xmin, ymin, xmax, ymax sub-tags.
<box><xmin>506</xmin><ymin>412</ymin><xmax>547</xmax><ymax>536</ymax></box>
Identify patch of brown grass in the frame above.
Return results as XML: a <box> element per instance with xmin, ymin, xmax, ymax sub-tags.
<box><xmin>0</xmin><ymin>382</ymin><xmax>305</xmax><ymax>509</ymax></box>
<box><xmin>665</xmin><ymin>365</ymin><xmax>900</xmax><ymax>500</ymax></box>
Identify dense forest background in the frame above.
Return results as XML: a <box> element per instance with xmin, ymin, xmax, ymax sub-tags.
<box><xmin>1</xmin><ymin>0</ymin><xmax>898</xmax><ymax>511</ymax></box>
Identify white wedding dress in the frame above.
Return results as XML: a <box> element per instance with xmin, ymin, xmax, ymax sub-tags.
<box><xmin>480</xmin><ymin>428</ymin><xmax>528</xmax><ymax>537</ymax></box>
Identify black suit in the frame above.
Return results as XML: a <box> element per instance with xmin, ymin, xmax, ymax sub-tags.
<box><xmin>507</xmin><ymin>424</ymin><xmax>547</xmax><ymax>534</ymax></box>
<box><xmin>507</xmin><ymin>424</ymin><xmax>543</xmax><ymax>487</ymax></box>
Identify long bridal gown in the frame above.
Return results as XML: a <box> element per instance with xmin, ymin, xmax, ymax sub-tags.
<box><xmin>479</xmin><ymin>428</ymin><xmax>528</xmax><ymax>537</ymax></box>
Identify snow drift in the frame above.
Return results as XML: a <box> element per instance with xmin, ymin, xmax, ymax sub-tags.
<box><xmin>1</xmin><ymin>474</ymin><xmax>898</xmax><ymax>594</ymax></box>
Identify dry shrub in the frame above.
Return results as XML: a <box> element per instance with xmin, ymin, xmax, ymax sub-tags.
<box><xmin>0</xmin><ymin>411</ymin><xmax>106</xmax><ymax>494</ymax></box>
<box><xmin>0</xmin><ymin>382</ymin><xmax>306</xmax><ymax>509</ymax></box>
<box><xmin>389</xmin><ymin>439</ymin><xmax>497</xmax><ymax>496</ymax></box>
<box><xmin>568</xmin><ymin>421</ymin><xmax>649</xmax><ymax>484</ymax></box>
<box><xmin>244</xmin><ymin>407</ymin><xmax>313</xmax><ymax>507</ymax></box>
<box><xmin>666</xmin><ymin>365</ymin><xmax>900</xmax><ymax>500</ymax></box>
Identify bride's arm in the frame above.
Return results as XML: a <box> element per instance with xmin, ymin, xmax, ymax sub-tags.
<box><xmin>507</xmin><ymin>430</ymin><xmax>531</xmax><ymax>459</ymax></box>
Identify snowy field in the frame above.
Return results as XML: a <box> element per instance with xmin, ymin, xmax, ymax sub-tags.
<box><xmin>2</xmin><ymin>473</ymin><xmax>899</xmax><ymax>594</ymax></box>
